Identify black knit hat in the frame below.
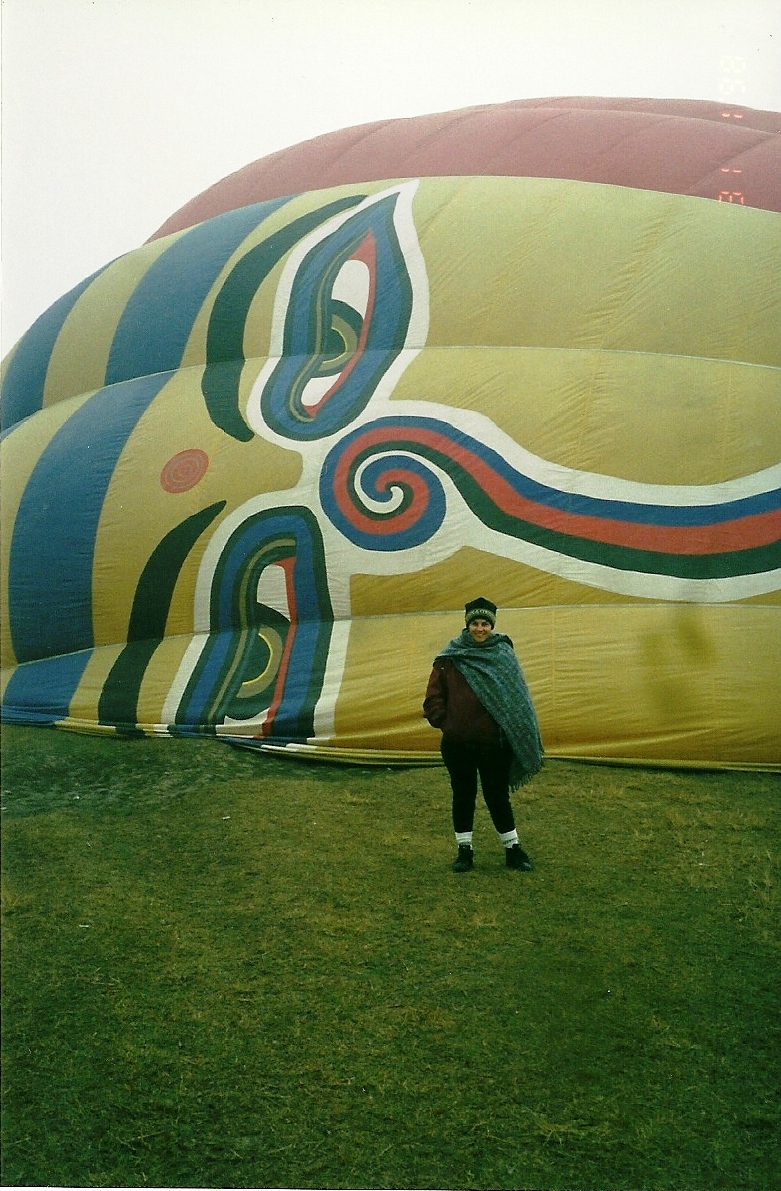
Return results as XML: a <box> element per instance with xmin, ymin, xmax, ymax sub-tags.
<box><xmin>464</xmin><ymin>597</ymin><xmax>497</xmax><ymax>628</ymax></box>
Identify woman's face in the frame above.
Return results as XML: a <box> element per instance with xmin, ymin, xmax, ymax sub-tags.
<box><xmin>467</xmin><ymin>617</ymin><xmax>493</xmax><ymax>644</ymax></box>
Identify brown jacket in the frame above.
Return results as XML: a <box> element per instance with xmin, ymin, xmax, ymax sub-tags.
<box><xmin>423</xmin><ymin>658</ymin><xmax>501</xmax><ymax>747</ymax></box>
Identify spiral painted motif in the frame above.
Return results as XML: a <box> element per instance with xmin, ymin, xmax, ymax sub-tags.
<box><xmin>321</xmin><ymin>417</ymin><xmax>781</xmax><ymax>581</ymax></box>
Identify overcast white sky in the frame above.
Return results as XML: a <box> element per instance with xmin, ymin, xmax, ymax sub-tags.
<box><xmin>2</xmin><ymin>0</ymin><xmax>779</xmax><ymax>355</ymax></box>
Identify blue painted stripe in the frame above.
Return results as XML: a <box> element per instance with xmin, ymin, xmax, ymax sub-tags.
<box><xmin>181</xmin><ymin>629</ymin><xmax>241</xmax><ymax>722</ymax></box>
<box><xmin>357</xmin><ymin>417</ymin><xmax>781</xmax><ymax>527</ymax></box>
<box><xmin>278</xmin><ymin>618</ymin><xmax>329</xmax><ymax>733</ymax></box>
<box><xmin>8</xmin><ymin>372</ymin><xmax>171</xmax><ymax>664</ymax></box>
<box><xmin>1</xmin><ymin>650</ymin><xmax>93</xmax><ymax>726</ymax></box>
<box><xmin>213</xmin><ymin>510</ymin><xmax>328</xmax><ymax>628</ymax></box>
<box><xmin>105</xmin><ymin>197</ymin><xmax>292</xmax><ymax>386</ymax></box>
<box><xmin>0</xmin><ymin>263</ymin><xmax>112</xmax><ymax>431</ymax></box>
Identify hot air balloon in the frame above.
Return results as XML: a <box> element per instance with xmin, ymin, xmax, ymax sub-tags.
<box><xmin>2</xmin><ymin>98</ymin><xmax>779</xmax><ymax>768</ymax></box>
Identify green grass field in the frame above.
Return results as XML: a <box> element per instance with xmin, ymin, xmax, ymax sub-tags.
<box><xmin>1</xmin><ymin>725</ymin><xmax>779</xmax><ymax>1190</ymax></box>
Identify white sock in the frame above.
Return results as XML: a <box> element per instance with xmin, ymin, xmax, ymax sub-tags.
<box><xmin>500</xmin><ymin>829</ymin><xmax>519</xmax><ymax>848</ymax></box>
<box><xmin>455</xmin><ymin>831</ymin><xmax>473</xmax><ymax>848</ymax></box>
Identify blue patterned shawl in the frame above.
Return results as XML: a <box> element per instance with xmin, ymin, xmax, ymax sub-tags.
<box><xmin>437</xmin><ymin>629</ymin><xmax>544</xmax><ymax>789</ymax></box>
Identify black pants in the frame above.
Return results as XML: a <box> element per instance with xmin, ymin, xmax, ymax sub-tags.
<box><xmin>441</xmin><ymin>737</ymin><xmax>516</xmax><ymax>835</ymax></box>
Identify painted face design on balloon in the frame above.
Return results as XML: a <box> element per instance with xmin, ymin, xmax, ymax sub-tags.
<box><xmin>168</xmin><ymin>180</ymin><xmax>781</xmax><ymax>743</ymax></box>
<box><xmin>2</xmin><ymin>173</ymin><xmax>779</xmax><ymax>763</ymax></box>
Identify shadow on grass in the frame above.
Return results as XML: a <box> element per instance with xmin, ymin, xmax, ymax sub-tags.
<box><xmin>2</xmin><ymin>725</ymin><xmax>779</xmax><ymax>1190</ymax></box>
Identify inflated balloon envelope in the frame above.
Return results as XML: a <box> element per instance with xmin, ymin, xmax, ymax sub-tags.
<box><xmin>1</xmin><ymin>98</ymin><xmax>779</xmax><ymax>769</ymax></box>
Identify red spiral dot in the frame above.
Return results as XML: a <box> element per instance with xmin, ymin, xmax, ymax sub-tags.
<box><xmin>160</xmin><ymin>448</ymin><xmax>209</xmax><ymax>493</ymax></box>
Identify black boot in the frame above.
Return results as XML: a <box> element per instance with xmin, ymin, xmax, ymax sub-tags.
<box><xmin>452</xmin><ymin>844</ymin><xmax>474</xmax><ymax>872</ymax></box>
<box><xmin>506</xmin><ymin>844</ymin><xmax>532</xmax><ymax>871</ymax></box>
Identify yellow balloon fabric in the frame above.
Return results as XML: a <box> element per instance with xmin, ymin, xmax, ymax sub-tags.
<box><xmin>2</xmin><ymin>177</ymin><xmax>779</xmax><ymax>767</ymax></box>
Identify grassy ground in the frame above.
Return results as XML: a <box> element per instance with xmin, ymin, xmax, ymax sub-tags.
<box><xmin>1</xmin><ymin>725</ymin><xmax>779</xmax><ymax>1190</ymax></box>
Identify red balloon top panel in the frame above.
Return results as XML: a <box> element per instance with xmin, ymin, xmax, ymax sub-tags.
<box><xmin>151</xmin><ymin>97</ymin><xmax>781</xmax><ymax>239</ymax></box>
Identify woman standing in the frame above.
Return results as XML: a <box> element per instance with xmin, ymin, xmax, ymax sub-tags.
<box><xmin>423</xmin><ymin>598</ymin><xmax>543</xmax><ymax>872</ymax></box>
